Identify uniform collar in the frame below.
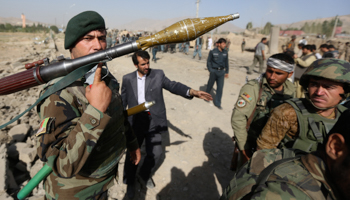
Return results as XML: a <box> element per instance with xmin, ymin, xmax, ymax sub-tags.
<box><xmin>262</xmin><ymin>75</ymin><xmax>294</xmax><ymax>96</ymax></box>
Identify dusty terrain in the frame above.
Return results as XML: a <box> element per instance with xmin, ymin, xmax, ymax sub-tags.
<box><xmin>0</xmin><ymin>31</ymin><xmax>328</xmax><ymax>200</ymax></box>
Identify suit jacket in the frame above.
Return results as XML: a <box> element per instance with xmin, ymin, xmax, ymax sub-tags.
<box><xmin>121</xmin><ymin>69</ymin><xmax>192</xmax><ymax>133</ymax></box>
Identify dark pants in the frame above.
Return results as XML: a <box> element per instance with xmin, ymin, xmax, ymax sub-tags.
<box><xmin>206</xmin><ymin>69</ymin><xmax>225</xmax><ymax>107</ymax></box>
<box><xmin>123</xmin><ymin>112</ymin><xmax>163</xmax><ymax>185</ymax></box>
<box><xmin>152</xmin><ymin>48</ymin><xmax>158</xmax><ymax>61</ymax></box>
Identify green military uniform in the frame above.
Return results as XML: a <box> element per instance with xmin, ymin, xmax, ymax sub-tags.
<box><xmin>257</xmin><ymin>59</ymin><xmax>350</xmax><ymax>151</ymax></box>
<box><xmin>281</xmin><ymin>98</ymin><xmax>347</xmax><ymax>152</ymax></box>
<box><xmin>231</xmin><ymin>75</ymin><xmax>295</xmax><ymax>151</ymax></box>
<box><xmin>221</xmin><ymin>149</ymin><xmax>342</xmax><ymax>200</ymax></box>
<box><xmin>36</xmin><ymin>70</ymin><xmax>138</xmax><ymax>199</ymax></box>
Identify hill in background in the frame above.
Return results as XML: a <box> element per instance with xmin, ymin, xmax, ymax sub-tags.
<box><xmin>275</xmin><ymin>14</ymin><xmax>350</xmax><ymax>33</ymax></box>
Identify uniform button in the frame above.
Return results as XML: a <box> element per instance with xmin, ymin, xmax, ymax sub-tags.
<box><xmin>91</xmin><ymin>119</ymin><xmax>97</xmax><ymax>124</ymax></box>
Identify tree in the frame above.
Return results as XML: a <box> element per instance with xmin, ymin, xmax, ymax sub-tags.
<box><xmin>50</xmin><ymin>25</ymin><xmax>59</xmax><ymax>34</ymax></box>
<box><xmin>5</xmin><ymin>23</ymin><xmax>13</xmax><ymax>32</ymax></box>
<box><xmin>246</xmin><ymin>22</ymin><xmax>253</xmax><ymax>30</ymax></box>
<box><xmin>301</xmin><ymin>22</ymin><xmax>310</xmax><ymax>33</ymax></box>
<box><xmin>262</xmin><ymin>22</ymin><xmax>273</xmax><ymax>35</ymax></box>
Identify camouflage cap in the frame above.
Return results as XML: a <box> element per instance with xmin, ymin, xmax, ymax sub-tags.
<box><xmin>64</xmin><ymin>11</ymin><xmax>105</xmax><ymax>49</ymax></box>
<box><xmin>299</xmin><ymin>58</ymin><xmax>350</xmax><ymax>90</ymax></box>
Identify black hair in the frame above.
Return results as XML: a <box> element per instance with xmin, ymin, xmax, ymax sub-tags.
<box><xmin>261</xmin><ymin>37</ymin><xmax>267</xmax><ymax>42</ymax></box>
<box><xmin>270</xmin><ymin>53</ymin><xmax>295</xmax><ymax>65</ymax></box>
<box><xmin>132</xmin><ymin>50</ymin><xmax>150</xmax><ymax>65</ymax></box>
<box><xmin>320</xmin><ymin>44</ymin><xmax>329</xmax><ymax>49</ymax></box>
<box><xmin>284</xmin><ymin>50</ymin><xmax>295</xmax><ymax>58</ymax></box>
<box><xmin>302</xmin><ymin>44</ymin><xmax>313</xmax><ymax>51</ymax></box>
<box><xmin>298</xmin><ymin>43</ymin><xmax>305</xmax><ymax>47</ymax></box>
<box><xmin>310</xmin><ymin>44</ymin><xmax>316</xmax><ymax>51</ymax></box>
<box><xmin>328</xmin><ymin>44</ymin><xmax>335</xmax><ymax>49</ymax></box>
<box><xmin>217</xmin><ymin>38</ymin><xmax>226</xmax><ymax>44</ymax></box>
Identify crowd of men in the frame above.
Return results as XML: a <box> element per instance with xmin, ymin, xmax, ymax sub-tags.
<box><xmin>27</xmin><ymin>10</ymin><xmax>350</xmax><ymax>200</ymax></box>
<box><xmin>228</xmin><ymin>34</ymin><xmax>350</xmax><ymax>199</ymax></box>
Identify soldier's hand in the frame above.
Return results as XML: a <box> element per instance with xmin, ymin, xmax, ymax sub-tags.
<box><xmin>85</xmin><ymin>63</ymin><xmax>112</xmax><ymax>113</ymax></box>
<box><xmin>130</xmin><ymin>148</ymin><xmax>141</xmax><ymax>165</ymax></box>
<box><xmin>225</xmin><ymin>73</ymin><xmax>229</xmax><ymax>78</ymax></box>
<box><xmin>241</xmin><ymin>149</ymin><xmax>253</xmax><ymax>165</ymax></box>
<box><xmin>190</xmin><ymin>89</ymin><xmax>213</xmax><ymax>101</ymax></box>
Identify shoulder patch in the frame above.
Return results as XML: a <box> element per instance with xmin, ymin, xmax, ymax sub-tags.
<box><xmin>236</xmin><ymin>98</ymin><xmax>247</xmax><ymax>108</ymax></box>
<box><xmin>240</xmin><ymin>92</ymin><xmax>252</xmax><ymax>103</ymax></box>
<box><xmin>36</xmin><ymin>117</ymin><xmax>55</xmax><ymax>137</ymax></box>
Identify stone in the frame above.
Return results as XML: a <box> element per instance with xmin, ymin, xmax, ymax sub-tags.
<box><xmin>8</xmin><ymin>124</ymin><xmax>31</xmax><ymax>142</ymax></box>
<box><xmin>8</xmin><ymin>142</ymin><xmax>28</xmax><ymax>159</ymax></box>
<box><xmin>16</xmin><ymin>57</ymin><xmax>29</xmax><ymax>63</ymax></box>
<box><xmin>0</xmin><ymin>191</ymin><xmax>14</xmax><ymax>200</ymax></box>
<box><xmin>28</xmin><ymin>195</ymin><xmax>45</xmax><ymax>200</ymax></box>
<box><xmin>19</xmin><ymin>147</ymin><xmax>37</xmax><ymax>163</ymax></box>
<box><xmin>30</xmin><ymin>160</ymin><xmax>44</xmax><ymax>179</ymax></box>
<box><xmin>0</xmin><ymin>144</ymin><xmax>7</xmax><ymax>192</ymax></box>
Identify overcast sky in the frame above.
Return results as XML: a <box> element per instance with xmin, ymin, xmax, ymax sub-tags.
<box><xmin>1</xmin><ymin>0</ymin><xmax>349</xmax><ymax>29</ymax></box>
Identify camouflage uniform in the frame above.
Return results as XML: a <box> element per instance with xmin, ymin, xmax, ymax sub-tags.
<box><xmin>36</xmin><ymin>71</ymin><xmax>138</xmax><ymax>199</ymax></box>
<box><xmin>257</xmin><ymin>59</ymin><xmax>350</xmax><ymax>152</ymax></box>
<box><xmin>221</xmin><ymin>149</ymin><xmax>341</xmax><ymax>200</ymax></box>
<box><xmin>256</xmin><ymin>99</ymin><xmax>346</xmax><ymax>151</ymax></box>
<box><xmin>231</xmin><ymin>75</ymin><xmax>295</xmax><ymax>151</ymax></box>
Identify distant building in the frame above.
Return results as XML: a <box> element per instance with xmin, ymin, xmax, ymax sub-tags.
<box><xmin>335</xmin><ymin>27</ymin><xmax>342</xmax><ymax>35</ymax></box>
<box><xmin>279</xmin><ymin>30</ymin><xmax>305</xmax><ymax>36</ymax></box>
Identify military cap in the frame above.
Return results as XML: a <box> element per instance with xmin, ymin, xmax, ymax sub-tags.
<box><xmin>64</xmin><ymin>11</ymin><xmax>106</xmax><ymax>49</ymax></box>
<box><xmin>299</xmin><ymin>58</ymin><xmax>350</xmax><ymax>90</ymax></box>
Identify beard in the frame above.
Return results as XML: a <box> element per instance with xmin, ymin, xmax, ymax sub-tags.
<box><xmin>330</xmin><ymin>155</ymin><xmax>350</xmax><ymax>199</ymax></box>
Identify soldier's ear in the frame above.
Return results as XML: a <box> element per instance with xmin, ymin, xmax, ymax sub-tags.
<box><xmin>326</xmin><ymin>133</ymin><xmax>348</xmax><ymax>162</ymax></box>
<box><xmin>287</xmin><ymin>71</ymin><xmax>293</xmax><ymax>78</ymax></box>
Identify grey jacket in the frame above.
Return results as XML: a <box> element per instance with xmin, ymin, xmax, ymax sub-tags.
<box><xmin>121</xmin><ymin>69</ymin><xmax>192</xmax><ymax>132</ymax></box>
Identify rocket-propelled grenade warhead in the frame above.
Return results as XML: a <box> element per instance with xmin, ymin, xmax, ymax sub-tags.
<box><xmin>126</xmin><ymin>101</ymin><xmax>155</xmax><ymax>116</ymax></box>
<box><xmin>137</xmin><ymin>13</ymin><xmax>240</xmax><ymax>50</ymax></box>
<box><xmin>0</xmin><ymin>13</ymin><xmax>239</xmax><ymax>96</ymax></box>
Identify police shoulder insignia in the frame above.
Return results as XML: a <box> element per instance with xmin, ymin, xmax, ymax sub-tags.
<box><xmin>36</xmin><ymin>117</ymin><xmax>55</xmax><ymax>137</ymax></box>
<box><xmin>237</xmin><ymin>98</ymin><xmax>247</xmax><ymax>108</ymax></box>
<box><xmin>240</xmin><ymin>92</ymin><xmax>252</xmax><ymax>103</ymax></box>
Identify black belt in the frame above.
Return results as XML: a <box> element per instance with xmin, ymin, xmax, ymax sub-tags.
<box><xmin>213</xmin><ymin>67</ymin><xmax>225</xmax><ymax>71</ymax></box>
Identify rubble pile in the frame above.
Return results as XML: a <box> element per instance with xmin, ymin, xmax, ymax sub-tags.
<box><xmin>0</xmin><ymin>39</ymin><xmax>59</xmax><ymax>199</ymax></box>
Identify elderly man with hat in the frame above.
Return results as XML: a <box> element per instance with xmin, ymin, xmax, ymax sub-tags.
<box><xmin>230</xmin><ymin>53</ymin><xmax>296</xmax><ymax>169</ymax></box>
<box><xmin>35</xmin><ymin>11</ymin><xmax>140</xmax><ymax>199</ymax></box>
<box><xmin>257</xmin><ymin>59</ymin><xmax>350</xmax><ymax>154</ymax></box>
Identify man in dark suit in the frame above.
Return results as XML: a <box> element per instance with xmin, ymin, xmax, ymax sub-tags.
<box><xmin>121</xmin><ymin>50</ymin><xmax>212</xmax><ymax>198</ymax></box>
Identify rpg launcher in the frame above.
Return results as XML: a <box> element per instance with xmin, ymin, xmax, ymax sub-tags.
<box><xmin>0</xmin><ymin>13</ymin><xmax>239</xmax><ymax>95</ymax></box>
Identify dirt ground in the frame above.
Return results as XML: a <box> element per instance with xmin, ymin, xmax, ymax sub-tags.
<box><xmin>0</xmin><ymin>32</ymin><xmax>272</xmax><ymax>200</ymax></box>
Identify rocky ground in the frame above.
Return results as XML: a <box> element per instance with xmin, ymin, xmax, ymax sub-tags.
<box><xmin>0</xmin><ymin>31</ymin><xmax>308</xmax><ymax>200</ymax></box>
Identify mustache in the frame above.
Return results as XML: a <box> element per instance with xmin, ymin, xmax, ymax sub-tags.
<box><xmin>310</xmin><ymin>94</ymin><xmax>326</xmax><ymax>101</ymax></box>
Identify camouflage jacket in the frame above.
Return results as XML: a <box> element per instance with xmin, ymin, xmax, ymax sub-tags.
<box><xmin>221</xmin><ymin>149</ymin><xmax>341</xmax><ymax>200</ymax></box>
<box><xmin>36</xmin><ymin>71</ymin><xmax>138</xmax><ymax>200</ymax></box>
<box><xmin>231</xmin><ymin>76</ymin><xmax>295</xmax><ymax>151</ymax></box>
